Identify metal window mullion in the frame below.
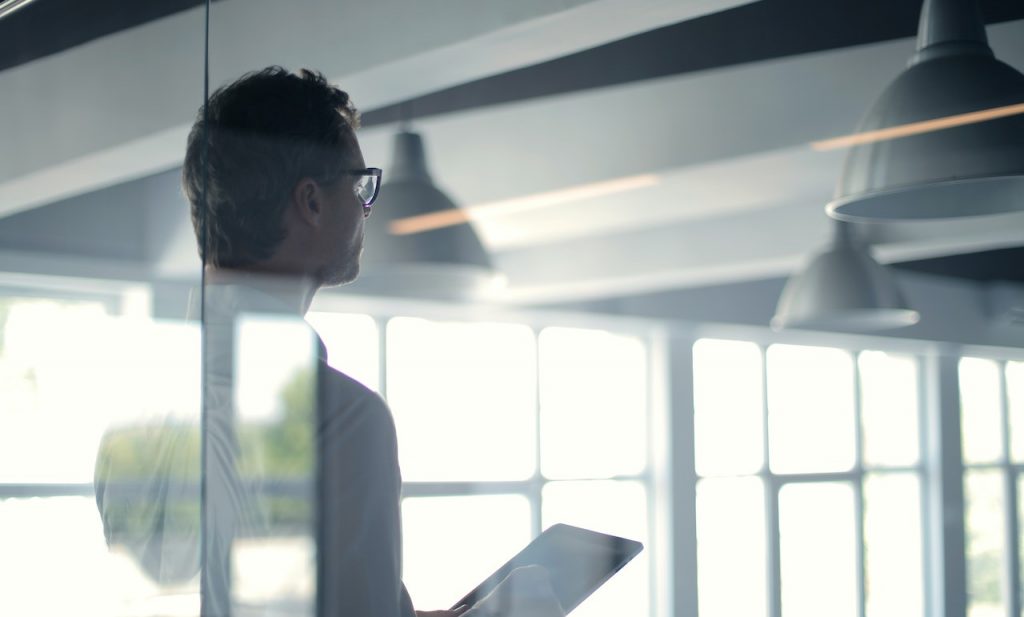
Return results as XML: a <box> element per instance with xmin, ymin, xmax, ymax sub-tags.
<box><xmin>762</xmin><ymin>345</ymin><xmax>783</xmax><ymax>617</ymax></box>
<box><xmin>0</xmin><ymin>483</ymin><xmax>95</xmax><ymax>498</ymax></box>
<box><xmin>648</xmin><ymin>331</ymin><xmax>673</xmax><ymax>617</ymax></box>
<box><xmin>999</xmin><ymin>361</ymin><xmax>1021</xmax><ymax>617</ymax></box>
<box><xmin>767</xmin><ymin>471</ymin><xmax>861</xmax><ymax>483</ymax></box>
<box><xmin>400</xmin><ymin>481</ymin><xmax>538</xmax><ymax>497</ymax></box>
<box><xmin>1008</xmin><ymin>466</ymin><xmax>1022</xmax><ymax>617</ymax></box>
<box><xmin>852</xmin><ymin>352</ymin><xmax>867</xmax><ymax>617</ymax></box>
<box><xmin>665</xmin><ymin>334</ymin><xmax>698</xmax><ymax>617</ymax></box>
<box><xmin>532</xmin><ymin>326</ymin><xmax>543</xmax><ymax>538</ymax></box>
<box><xmin>765</xmin><ymin>475</ymin><xmax>782</xmax><ymax>617</ymax></box>
<box><xmin>925</xmin><ymin>353</ymin><xmax>968</xmax><ymax>617</ymax></box>
<box><xmin>377</xmin><ymin>316</ymin><xmax>389</xmax><ymax>400</ymax></box>
<box><xmin>917</xmin><ymin>354</ymin><xmax>936</xmax><ymax>617</ymax></box>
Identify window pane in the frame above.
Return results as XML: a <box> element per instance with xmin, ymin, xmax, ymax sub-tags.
<box><xmin>1018</xmin><ymin>475</ymin><xmax>1024</xmax><ymax>612</ymax></box>
<box><xmin>859</xmin><ymin>351</ymin><xmax>920</xmax><ymax>467</ymax></box>
<box><xmin>864</xmin><ymin>473</ymin><xmax>924</xmax><ymax>617</ymax></box>
<box><xmin>305</xmin><ymin>311</ymin><xmax>379</xmax><ymax>391</ymax></box>
<box><xmin>233</xmin><ymin>315</ymin><xmax>319</xmax><ymax>613</ymax></box>
<box><xmin>779</xmin><ymin>482</ymin><xmax>857</xmax><ymax>617</ymax></box>
<box><xmin>696</xmin><ymin>477</ymin><xmax>767</xmax><ymax>617</ymax></box>
<box><xmin>0</xmin><ymin>307</ymin><xmax>200</xmax><ymax>484</ymax></box>
<box><xmin>403</xmin><ymin>495</ymin><xmax>532</xmax><ymax>610</ymax></box>
<box><xmin>542</xmin><ymin>480</ymin><xmax>649</xmax><ymax>617</ymax></box>
<box><xmin>540</xmin><ymin>328</ymin><xmax>647</xmax><ymax>479</ymax></box>
<box><xmin>236</xmin><ymin>316</ymin><xmax>319</xmax><ymax>423</ymax></box>
<box><xmin>387</xmin><ymin>318</ymin><xmax>537</xmax><ymax>481</ymax></box>
<box><xmin>1008</xmin><ymin>362</ymin><xmax>1024</xmax><ymax>463</ymax></box>
<box><xmin>768</xmin><ymin>345</ymin><xmax>855</xmax><ymax>473</ymax></box>
<box><xmin>693</xmin><ymin>339</ymin><xmax>763</xmax><ymax>476</ymax></box>
<box><xmin>0</xmin><ymin>496</ymin><xmax>198</xmax><ymax>617</ymax></box>
<box><xmin>0</xmin><ymin>300</ymin><xmax>108</xmax><ymax>483</ymax></box>
<box><xmin>965</xmin><ymin>470</ymin><xmax>1006</xmax><ymax>617</ymax></box>
<box><xmin>960</xmin><ymin>358</ymin><xmax>1004</xmax><ymax>465</ymax></box>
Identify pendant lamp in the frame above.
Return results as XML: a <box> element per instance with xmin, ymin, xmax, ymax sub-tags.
<box><xmin>827</xmin><ymin>0</ymin><xmax>1024</xmax><ymax>221</ymax></box>
<box><xmin>772</xmin><ymin>223</ymin><xmax>920</xmax><ymax>331</ymax></box>
<box><xmin>352</xmin><ymin>129</ymin><xmax>496</xmax><ymax>299</ymax></box>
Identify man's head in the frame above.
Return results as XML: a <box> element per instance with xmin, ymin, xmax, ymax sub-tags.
<box><xmin>182</xmin><ymin>66</ymin><xmax>370</xmax><ymax>286</ymax></box>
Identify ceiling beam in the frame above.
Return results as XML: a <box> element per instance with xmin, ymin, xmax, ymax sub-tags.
<box><xmin>0</xmin><ymin>0</ymin><xmax>752</xmax><ymax>219</ymax></box>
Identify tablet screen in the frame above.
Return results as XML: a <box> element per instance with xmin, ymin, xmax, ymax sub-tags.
<box><xmin>451</xmin><ymin>523</ymin><xmax>643</xmax><ymax>614</ymax></box>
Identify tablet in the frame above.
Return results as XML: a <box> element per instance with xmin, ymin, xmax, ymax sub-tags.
<box><xmin>451</xmin><ymin>523</ymin><xmax>643</xmax><ymax>614</ymax></box>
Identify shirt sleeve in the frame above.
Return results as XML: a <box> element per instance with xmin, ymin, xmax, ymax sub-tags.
<box><xmin>318</xmin><ymin>379</ymin><xmax>412</xmax><ymax>617</ymax></box>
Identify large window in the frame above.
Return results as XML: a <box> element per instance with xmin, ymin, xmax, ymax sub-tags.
<box><xmin>692</xmin><ymin>339</ymin><xmax>925</xmax><ymax>617</ymax></box>
<box><xmin>311</xmin><ymin>313</ymin><xmax>655</xmax><ymax>616</ymax></box>
<box><xmin>960</xmin><ymin>357</ymin><xmax>1024</xmax><ymax>617</ymax></box>
<box><xmin>23</xmin><ymin>294</ymin><xmax>1022</xmax><ymax>617</ymax></box>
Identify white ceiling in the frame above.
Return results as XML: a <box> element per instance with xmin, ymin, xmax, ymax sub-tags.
<box><xmin>0</xmin><ymin>0</ymin><xmax>1022</xmax><ymax>307</ymax></box>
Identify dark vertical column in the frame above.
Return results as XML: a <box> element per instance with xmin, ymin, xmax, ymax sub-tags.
<box><xmin>924</xmin><ymin>353</ymin><xmax>967</xmax><ymax>617</ymax></box>
<box><xmin>763</xmin><ymin>347</ymin><xmax>782</xmax><ymax>617</ymax></box>
<box><xmin>665</xmin><ymin>334</ymin><xmax>698</xmax><ymax>617</ymax></box>
<box><xmin>852</xmin><ymin>353</ymin><xmax>867</xmax><ymax>617</ymax></box>
<box><xmin>999</xmin><ymin>363</ymin><xmax>1020</xmax><ymax>617</ymax></box>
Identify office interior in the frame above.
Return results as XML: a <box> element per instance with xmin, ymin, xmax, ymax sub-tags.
<box><xmin>2</xmin><ymin>0</ymin><xmax>1024</xmax><ymax>615</ymax></box>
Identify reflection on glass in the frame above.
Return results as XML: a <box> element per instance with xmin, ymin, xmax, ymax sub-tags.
<box><xmin>965</xmin><ymin>470</ymin><xmax>1006</xmax><ymax>617</ymax></box>
<box><xmin>232</xmin><ymin>316</ymin><xmax>318</xmax><ymax>614</ymax></box>
<box><xmin>768</xmin><ymin>345</ymin><xmax>855</xmax><ymax>473</ymax></box>
<box><xmin>1018</xmin><ymin>475</ymin><xmax>1024</xmax><ymax>611</ymax></box>
<box><xmin>693</xmin><ymin>339</ymin><xmax>764</xmax><ymax>476</ymax></box>
<box><xmin>1007</xmin><ymin>362</ymin><xmax>1024</xmax><ymax>463</ymax></box>
<box><xmin>402</xmin><ymin>494</ymin><xmax>532</xmax><ymax>610</ymax></box>
<box><xmin>0</xmin><ymin>299</ymin><xmax>116</xmax><ymax>483</ymax></box>
<box><xmin>305</xmin><ymin>312</ymin><xmax>379</xmax><ymax>391</ymax></box>
<box><xmin>0</xmin><ymin>496</ymin><xmax>199</xmax><ymax>617</ymax></box>
<box><xmin>859</xmin><ymin>351</ymin><xmax>920</xmax><ymax>467</ymax></box>
<box><xmin>3</xmin><ymin>0</ymin><xmax>204</xmax><ymax>610</ymax></box>
<box><xmin>779</xmin><ymin>482</ymin><xmax>857</xmax><ymax>617</ymax></box>
<box><xmin>863</xmin><ymin>473</ymin><xmax>924</xmax><ymax>617</ymax></box>
<box><xmin>542</xmin><ymin>480</ymin><xmax>649</xmax><ymax>617</ymax></box>
<box><xmin>236</xmin><ymin>316</ymin><xmax>319</xmax><ymax>425</ymax></box>
<box><xmin>0</xmin><ymin>303</ymin><xmax>204</xmax><ymax>616</ymax></box>
<box><xmin>387</xmin><ymin>317</ymin><xmax>537</xmax><ymax>481</ymax></box>
<box><xmin>539</xmin><ymin>327</ymin><xmax>647</xmax><ymax>479</ymax></box>
<box><xmin>696</xmin><ymin>477</ymin><xmax>767</xmax><ymax>617</ymax></box>
<box><xmin>960</xmin><ymin>358</ymin><xmax>1004</xmax><ymax>465</ymax></box>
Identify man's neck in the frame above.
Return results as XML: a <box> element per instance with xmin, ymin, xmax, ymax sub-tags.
<box><xmin>204</xmin><ymin>266</ymin><xmax>319</xmax><ymax>315</ymax></box>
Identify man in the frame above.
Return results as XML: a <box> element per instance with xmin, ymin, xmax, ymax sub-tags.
<box><xmin>180</xmin><ymin>66</ymin><xmax>466</xmax><ymax>617</ymax></box>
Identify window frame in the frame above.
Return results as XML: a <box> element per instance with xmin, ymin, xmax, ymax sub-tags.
<box><xmin>308</xmin><ymin>295</ymin><xmax>668</xmax><ymax>616</ymax></box>
<box><xmin>687</xmin><ymin>332</ymin><xmax>932</xmax><ymax>617</ymax></box>
<box><xmin>960</xmin><ymin>356</ymin><xmax>1024</xmax><ymax>617</ymax></box>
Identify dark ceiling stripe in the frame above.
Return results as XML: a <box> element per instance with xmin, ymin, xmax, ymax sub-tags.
<box><xmin>360</xmin><ymin>0</ymin><xmax>1024</xmax><ymax>126</ymax></box>
<box><xmin>0</xmin><ymin>0</ymin><xmax>211</xmax><ymax>73</ymax></box>
<box><xmin>893</xmin><ymin>246</ymin><xmax>1024</xmax><ymax>281</ymax></box>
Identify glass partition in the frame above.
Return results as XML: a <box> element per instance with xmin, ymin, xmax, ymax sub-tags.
<box><xmin>0</xmin><ymin>2</ymin><xmax>207</xmax><ymax>615</ymax></box>
<box><xmin>202</xmin><ymin>2</ymin><xmax>660</xmax><ymax>615</ymax></box>
<box><xmin>9</xmin><ymin>2</ymin><xmax>1016</xmax><ymax>617</ymax></box>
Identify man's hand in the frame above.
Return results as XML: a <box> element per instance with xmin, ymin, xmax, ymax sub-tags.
<box><xmin>416</xmin><ymin>605</ymin><xmax>470</xmax><ymax>617</ymax></box>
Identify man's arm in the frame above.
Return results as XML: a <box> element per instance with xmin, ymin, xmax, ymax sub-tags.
<box><xmin>319</xmin><ymin>388</ymin><xmax>408</xmax><ymax>617</ymax></box>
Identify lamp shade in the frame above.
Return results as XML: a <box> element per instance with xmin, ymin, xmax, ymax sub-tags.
<box><xmin>352</xmin><ymin>130</ymin><xmax>496</xmax><ymax>299</ymax></box>
<box><xmin>827</xmin><ymin>0</ymin><xmax>1024</xmax><ymax>221</ymax></box>
<box><xmin>772</xmin><ymin>225</ymin><xmax>919</xmax><ymax>331</ymax></box>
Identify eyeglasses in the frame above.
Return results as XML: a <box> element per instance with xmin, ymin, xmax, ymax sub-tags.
<box><xmin>340</xmin><ymin>167</ymin><xmax>383</xmax><ymax>218</ymax></box>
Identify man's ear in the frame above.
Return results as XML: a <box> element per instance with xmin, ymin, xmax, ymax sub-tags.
<box><xmin>291</xmin><ymin>177</ymin><xmax>322</xmax><ymax>227</ymax></box>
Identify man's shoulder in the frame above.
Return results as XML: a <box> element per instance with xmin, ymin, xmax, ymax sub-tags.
<box><xmin>317</xmin><ymin>360</ymin><xmax>391</xmax><ymax>418</ymax></box>
<box><xmin>316</xmin><ymin>361</ymin><xmax>399</xmax><ymax>458</ymax></box>
<box><xmin>318</xmin><ymin>361</ymin><xmax>377</xmax><ymax>396</ymax></box>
